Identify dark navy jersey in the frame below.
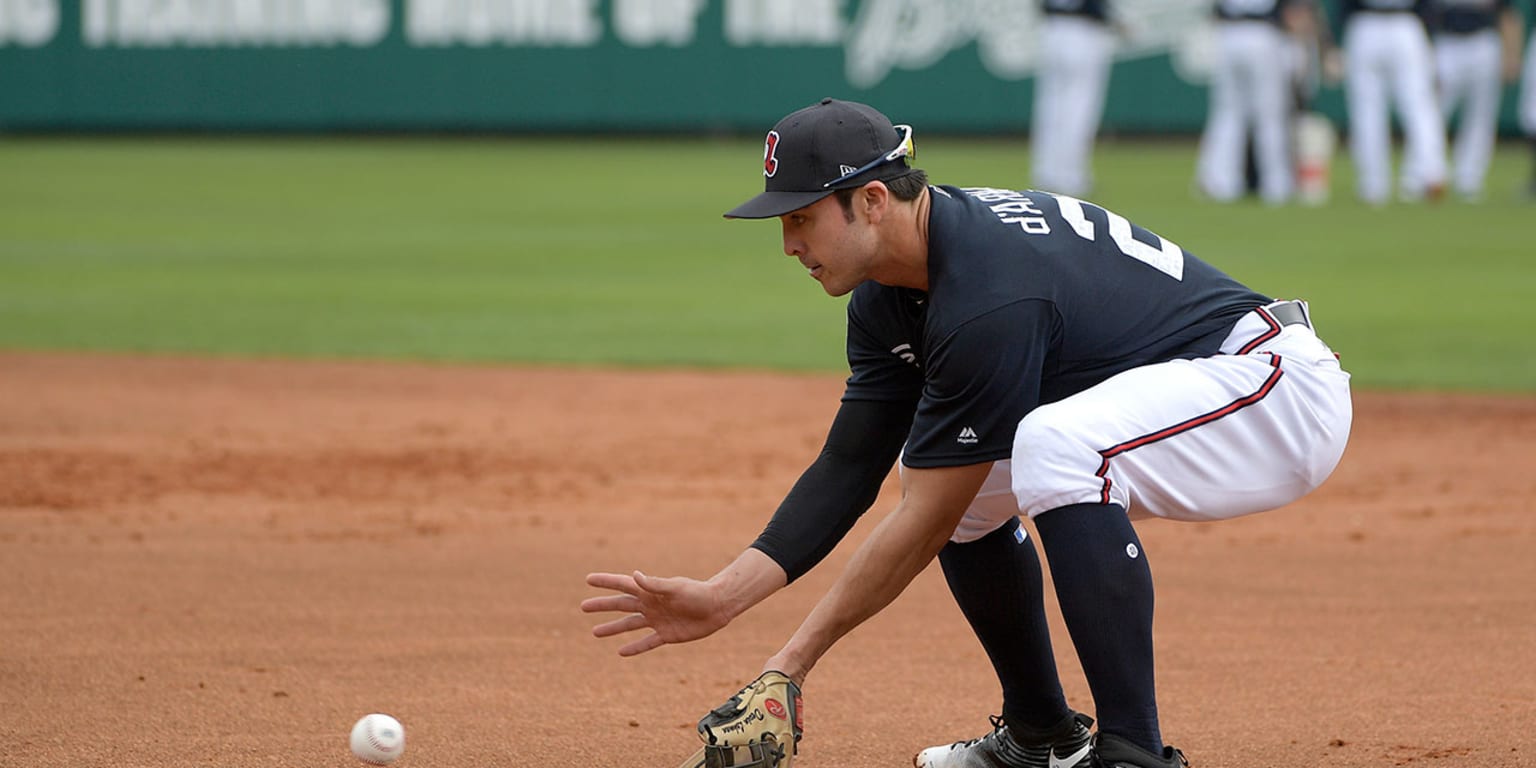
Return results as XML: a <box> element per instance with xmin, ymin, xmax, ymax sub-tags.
<box><xmin>1043</xmin><ymin>0</ymin><xmax>1111</xmax><ymax>22</ymax></box>
<box><xmin>1214</xmin><ymin>0</ymin><xmax>1288</xmax><ymax>24</ymax></box>
<box><xmin>1430</xmin><ymin>0</ymin><xmax>1509</xmax><ymax>34</ymax></box>
<box><xmin>842</xmin><ymin>186</ymin><xmax>1269</xmax><ymax>469</ymax></box>
<box><xmin>1342</xmin><ymin>0</ymin><xmax>1428</xmax><ymax>17</ymax></box>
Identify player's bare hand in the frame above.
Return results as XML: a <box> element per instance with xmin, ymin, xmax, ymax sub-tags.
<box><xmin>581</xmin><ymin>570</ymin><xmax>730</xmax><ymax>656</ymax></box>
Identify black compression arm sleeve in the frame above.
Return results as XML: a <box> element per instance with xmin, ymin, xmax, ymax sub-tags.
<box><xmin>750</xmin><ymin>397</ymin><xmax>915</xmax><ymax>583</ymax></box>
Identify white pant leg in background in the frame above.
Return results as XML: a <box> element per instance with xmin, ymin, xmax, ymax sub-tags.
<box><xmin>1344</xmin><ymin>14</ymin><xmax>1446</xmax><ymax>203</ymax></box>
<box><xmin>1521</xmin><ymin>29</ymin><xmax>1536</xmax><ymax>136</ymax></box>
<box><xmin>1249</xmin><ymin>28</ymin><xmax>1297</xmax><ymax>204</ymax></box>
<box><xmin>1435</xmin><ymin>31</ymin><xmax>1503</xmax><ymax>197</ymax></box>
<box><xmin>1199</xmin><ymin>22</ymin><xmax>1294</xmax><ymax>203</ymax></box>
<box><xmin>1244</xmin><ymin>23</ymin><xmax>1295</xmax><ymax>204</ymax></box>
<box><xmin>1197</xmin><ymin>23</ymin><xmax>1253</xmax><ymax>201</ymax></box>
<box><xmin>1387</xmin><ymin>17</ymin><xmax>1448</xmax><ymax>198</ymax></box>
<box><xmin>1009</xmin><ymin>305</ymin><xmax>1352</xmax><ymax>523</ymax></box>
<box><xmin>1345</xmin><ymin>16</ymin><xmax>1397</xmax><ymax>204</ymax></box>
<box><xmin>1032</xmin><ymin>15</ymin><xmax>1114</xmax><ymax>197</ymax></box>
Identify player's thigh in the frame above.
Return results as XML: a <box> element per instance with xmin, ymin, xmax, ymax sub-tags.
<box><xmin>1464</xmin><ymin>37</ymin><xmax>1503</xmax><ymax>116</ymax></box>
<box><xmin>1011</xmin><ymin>348</ymin><xmax>1349</xmax><ymax>521</ymax></box>
<box><xmin>1434</xmin><ymin>40</ymin><xmax>1465</xmax><ymax>113</ymax></box>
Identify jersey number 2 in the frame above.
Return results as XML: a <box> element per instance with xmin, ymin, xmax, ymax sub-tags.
<box><xmin>1053</xmin><ymin>195</ymin><xmax>1185</xmax><ymax>281</ymax></box>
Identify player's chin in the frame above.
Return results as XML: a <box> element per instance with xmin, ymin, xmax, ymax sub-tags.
<box><xmin>813</xmin><ymin>273</ymin><xmax>855</xmax><ymax>297</ymax></box>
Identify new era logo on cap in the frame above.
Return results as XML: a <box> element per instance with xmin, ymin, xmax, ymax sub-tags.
<box><xmin>725</xmin><ymin>98</ymin><xmax>916</xmax><ymax>219</ymax></box>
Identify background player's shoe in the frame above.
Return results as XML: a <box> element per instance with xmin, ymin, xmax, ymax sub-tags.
<box><xmin>914</xmin><ymin>713</ymin><xmax>1092</xmax><ymax>768</ymax></box>
<box><xmin>1090</xmin><ymin>733</ymin><xmax>1189</xmax><ymax>768</ymax></box>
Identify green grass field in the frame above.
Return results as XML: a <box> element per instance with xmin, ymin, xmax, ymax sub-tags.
<box><xmin>1</xmin><ymin>136</ymin><xmax>1532</xmax><ymax>392</ymax></box>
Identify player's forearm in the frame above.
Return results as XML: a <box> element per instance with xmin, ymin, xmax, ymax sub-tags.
<box><xmin>707</xmin><ymin>547</ymin><xmax>789</xmax><ymax>621</ymax></box>
<box><xmin>766</xmin><ymin>463</ymin><xmax>990</xmax><ymax>683</ymax></box>
<box><xmin>751</xmin><ymin>398</ymin><xmax>913</xmax><ymax>582</ymax></box>
<box><xmin>766</xmin><ymin>495</ymin><xmax>957</xmax><ymax>683</ymax></box>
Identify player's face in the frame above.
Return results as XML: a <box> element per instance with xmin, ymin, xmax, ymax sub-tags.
<box><xmin>778</xmin><ymin>194</ymin><xmax>878</xmax><ymax>297</ymax></box>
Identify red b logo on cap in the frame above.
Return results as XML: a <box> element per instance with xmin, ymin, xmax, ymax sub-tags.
<box><xmin>763</xmin><ymin>131</ymin><xmax>780</xmax><ymax>177</ymax></box>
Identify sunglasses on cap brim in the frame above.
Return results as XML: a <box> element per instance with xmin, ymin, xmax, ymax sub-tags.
<box><xmin>821</xmin><ymin>124</ymin><xmax>916</xmax><ymax>189</ymax></box>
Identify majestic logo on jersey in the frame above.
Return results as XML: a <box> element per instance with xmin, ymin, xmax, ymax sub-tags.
<box><xmin>763</xmin><ymin>131</ymin><xmax>781</xmax><ymax>177</ymax></box>
<box><xmin>958</xmin><ymin>427</ymin><xmax>980</xmax><ymax>444</ymax></box>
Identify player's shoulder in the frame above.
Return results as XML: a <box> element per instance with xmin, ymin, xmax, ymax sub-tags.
<box><xmin>931</xmin><ymin>184</ymin><xmax>1100</xmax><ymax>249</ymax></box>
<box><xmin>932</xmin><ymin>184</ymin><xmax>1063</xmax><ymax>221</ymax></box>
<box><xmin>846</xmin><ymin>280</ymin><xmax>927</xmax><ymax>342</ymax></box>
<box><xmin>847</xmin><ymin>279</ymin><xmax>917</xmax><ymax>316</ymax></box>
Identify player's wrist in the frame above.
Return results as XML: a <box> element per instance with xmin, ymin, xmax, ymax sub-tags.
<box><xmin>706</xmin><ymin>548</ymin><xmax>789</xmax><ymax>620</ymax></box>
<box><xmin>762</xmin><ymin>654</ymin><xmax>811</xmax><ymax>687</ymax></box>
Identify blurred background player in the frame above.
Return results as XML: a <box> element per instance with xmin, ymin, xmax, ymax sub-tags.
<box><xmin>1429</xmin><ymin>0</ymin><xmax>1525</xmax><ymax>201</ymax></box>
<box><xmin>1197</xmin><ymin>0</ymin><xmax>1323</xmax><ymax>204</ymax></box>
<box><xmin>1338</xmin><ymin>0</ymin><xmax>1448</xmax><ymax>204</ymax></box>
<box><xmin>1032</xmin><ymin>0</ymin><xmax>1119</xmax><ymax>196</ymax></box>
<box><xmin>1524</xmin><ymin>20</ymin><xmax>1536</xmax><ymax>196</ymax></box>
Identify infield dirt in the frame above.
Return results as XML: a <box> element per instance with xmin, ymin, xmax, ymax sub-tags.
<box><xmin>2</xmin><ymin>352</ymin><xmax>1532</xmax><ymax>767</ymax></box>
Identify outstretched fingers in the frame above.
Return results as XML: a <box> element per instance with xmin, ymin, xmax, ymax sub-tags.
<box><xmin>583</xmin><ymin>571</ymin><xmax>662</xmax><ymax>644</ymax></box>
<box><xmin>584</xmin><ymin>568</ymin><xmax>723</xmax><ymax>655</ymax></box>
<box><xmin>585</xmin><ymin>571</ymin><xmax>641</xmax><ymax>595</ymax></box>
<box><xmin>591</xmin><ymin>611</ymin><xmax>653</xmax><ymax>639</ymax></box>
<box><xmin>579</xmin><ymin>593</ymin><xmax>641</xmax><ymax>614</ymax></box>
<box><xmin>619</xmin><ymin>632</ymin><xmax>666</xmax><ymax>657</ymax></box>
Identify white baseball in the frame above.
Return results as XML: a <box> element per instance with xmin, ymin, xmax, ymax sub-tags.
<box><xmin>350</xmin><ymin>713</ymin><xmax>406</xmax><ymax>765</ymax></box>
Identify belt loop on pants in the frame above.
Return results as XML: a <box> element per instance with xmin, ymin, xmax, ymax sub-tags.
<box><xmin>1224</xmin><ymin>299</ymin><xmax>1312</xmax><ymax>355</ymax></box>
<box><xmin>1260</xmin><ymin>299</ymin><xmax>1311</xmax><ymax>330</ymax></box>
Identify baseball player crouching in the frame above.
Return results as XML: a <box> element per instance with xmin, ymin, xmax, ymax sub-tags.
<box><xmin>582</xmin><ymin>99</ymin><xmax>1353</xmax><ymax>768</ymax></box>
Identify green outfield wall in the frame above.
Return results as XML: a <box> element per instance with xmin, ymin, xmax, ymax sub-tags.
<box><xmin>0</xmin><ymin>0</ymin><xmax>1527</xmax><ymax>133</ymax></box>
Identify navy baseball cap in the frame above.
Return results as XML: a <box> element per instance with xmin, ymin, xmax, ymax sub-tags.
<box><xmin>724</xmin><ymin>98</ymin><xmax>917</xmax><ymax>219</ymax></box>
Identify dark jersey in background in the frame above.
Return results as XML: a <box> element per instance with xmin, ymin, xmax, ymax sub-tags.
<box><xmin>1341</xmin><ymin>0</ymin><xmax>1429</xmax><ymax>17</ymax></box>
<box><xmin>1043</xmin><ymin>0</ymin><xmax>1112</xmax><ymax>22</ymax></box>
<box><xmin>1214</xmin><ymin>0</ymin><xmax>1289</xmax><ymax>24</ymax></box>
<box><xmin>1429</xmin><ymin>0</ymin><xmax>1510</xmax><ymax>34</ymax></box>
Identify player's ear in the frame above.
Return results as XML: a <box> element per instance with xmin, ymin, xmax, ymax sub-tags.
<box><xmin>860</xmin><ymin>181</ymin><xmax>891</xmax><ymax>222</ymax></box>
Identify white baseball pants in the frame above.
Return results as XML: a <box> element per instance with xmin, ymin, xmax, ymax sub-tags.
<box><xmin>1521</xmin><ymin>29</ymin><xmax>1536</xmax><ymax>136</ymax></box>
<box><xmin>1435</xmin><ymin>30</ymin><xmax>1504</xmax><ymax>198</ymax></box>
<box><xmin>941</xmin><ymin>302</ymin><xmax>1353</xmax><ymax>543</ymax></box>
<box><xmin>1343</xmin><ymin>13</ymin><xmax>1447</xmax><ymax>203</ymax></box>
<box><xmin>1197</xmin><ymin>21</ymin><xmax>1296</xmax><ymax>204</ymax></box>
<box><xmin>1032</xmin><ymin>15</ymin><xmax>1115</xmax><ymax>197</ymax></box>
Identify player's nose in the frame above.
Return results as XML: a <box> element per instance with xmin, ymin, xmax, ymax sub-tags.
<box><xmin>780</xmin><ymin>226</ymin><xmax>804</xmax><ymax>257</ymax></box>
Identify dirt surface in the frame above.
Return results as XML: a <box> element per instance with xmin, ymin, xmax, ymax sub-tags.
<box><xmin>2</xmin><ymin>351</ymin><xmax>1533</xmax><ymax>768</ymax></box>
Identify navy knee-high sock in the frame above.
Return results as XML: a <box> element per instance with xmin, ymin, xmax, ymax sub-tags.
<box><xmin>1033</xmin><ymin>503</ymin><xmax>1162</xmax><ymax>754</ymax></box>
<box><xmin>938</xmin><ymin>516</ymin><xmax>1071</xmax><ymax>738</ymax></box>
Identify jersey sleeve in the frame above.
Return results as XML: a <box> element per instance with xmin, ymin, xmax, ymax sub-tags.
<box><xmin>842</xmin><ymin>288</ymin><xmax>925</xmax><ymax>403</ymax></box>
<box><xmin>750</xmin><ymin>397</ymin><xmax>914</xmax><ymax>582</ymax></box>
<box><xmin>901</xmin><ymin>299</ymin><xmax>1058</xmax><ymax>468</ymax></box>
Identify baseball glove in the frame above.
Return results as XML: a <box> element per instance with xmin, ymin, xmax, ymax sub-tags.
<box><xmin>677</xmin><ymin>670</ymin><xmax>803</xmax><ymax>768</ymax></box>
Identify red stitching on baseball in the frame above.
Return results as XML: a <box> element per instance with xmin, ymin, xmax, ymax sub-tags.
<box><xmin>361</xmin><ymin>718</ymin><xmax>400</xmax><ymax>763</ymax></box>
